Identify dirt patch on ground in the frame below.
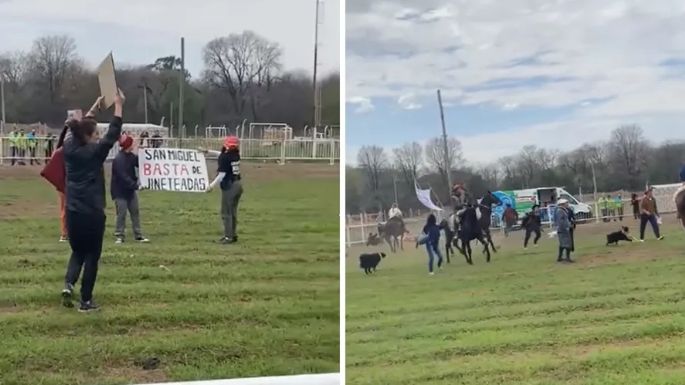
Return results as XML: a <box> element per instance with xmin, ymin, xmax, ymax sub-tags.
<box><xmin>578</xmin><ymin>246</ymin><xmax>666</xmax><ymax>267</ymax></box>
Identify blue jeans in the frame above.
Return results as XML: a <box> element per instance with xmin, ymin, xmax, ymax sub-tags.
<box><xmin>426</xmin><ymin>243</ymin><xmax>443</xmax><ymax>273</ymax></box>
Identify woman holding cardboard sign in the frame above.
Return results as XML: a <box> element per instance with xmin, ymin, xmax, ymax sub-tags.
<box><xmin>202</xmin><ymin>136</ymin><xmax>243</xmax><ymax>244</ymax></box>
<box><xmin>61</xmin><ymin>90</ymin><xmax>125</xmax><ymax>312</ymax></box>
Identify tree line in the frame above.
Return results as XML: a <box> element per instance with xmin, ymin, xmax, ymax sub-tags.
<box><xmin>0</xmin><ymin>33</ymin><xmax>339</xmax><ymax>134</ymax></box>
<box><xmin>347</xmin><ymin>125</ymin><xmax>685</xmax><ymax>214</ymax></box>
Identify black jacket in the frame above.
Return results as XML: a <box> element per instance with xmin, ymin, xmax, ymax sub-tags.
<box><xmin>63</xmin><ymin>117</ymin><xmax>122</xmax><ymax>214</ymax></box>
<box><xmin>111</xmin><ymin>151</ymin><xmax>139</xmax><ymax>200</ymax></box>
<box><xmin>522</xmin><ymin>211</ymin><xmax>542</xmax><ymax>230</ymax></box>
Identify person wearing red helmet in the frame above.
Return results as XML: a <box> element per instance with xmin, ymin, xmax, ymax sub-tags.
<box><xmin>207</xmin><ymin>135</ymin><xmax>243</xmax><ymax>244</ymax></box>
<box><xmin>111</xmin><ymin>134</ymin><xmax>149</xmax><ymax>244</ymax></box>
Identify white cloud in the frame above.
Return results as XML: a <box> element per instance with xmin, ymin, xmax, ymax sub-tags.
<box><xmin>0</xmin><ymin>0</ymin><xmax>340</xmax><ymax>77</ymax></box>
<box><xmin>347</xmin><ymin>96</ymin><xmax>375</xmax><ymax>113</ymax></box>
<box><xmin>347</xmin><ymin>0</ymin><xmax>685</xmax><ymax>119</ymax></box>
<box><xmin>397</xmin><ymin>93</ymin><xmax>422</xmax><ymax>110</ymax></box>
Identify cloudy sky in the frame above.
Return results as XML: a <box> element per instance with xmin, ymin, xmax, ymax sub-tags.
<box><xmin>346</xmin><ymin>0</ymin><xmax>685</xmax><ymax>165</ymax></box>
<box><xmin>0</xmin><ymin>0</ymin><xmax>339</xmax><ymax>77</ymax></box>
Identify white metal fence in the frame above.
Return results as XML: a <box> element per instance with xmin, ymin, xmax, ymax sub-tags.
<box><xmin>0</xmin><ymin>137</ymin><xmax>340</xmax><ymax>165</ymax></box>
<box><xmin>136</xmin><ymin>373</ymin><xmax>339</xmax><ymax>385</ymax></box>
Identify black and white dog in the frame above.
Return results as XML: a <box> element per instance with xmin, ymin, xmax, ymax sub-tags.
<box><xmin>359</xmin><ymin>252</ymin><xmax>386</xmax><ymax>274</ymax></box>
<box><xmin>606</xmin><ymin>226</ymin><xmax>635</xmax><ymax>246</ymax></box>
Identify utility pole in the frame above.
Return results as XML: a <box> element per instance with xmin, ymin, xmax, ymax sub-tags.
<box><xmin>437</xmin><ymin>89</ymin><xmax>452</xmax><ymax>198</ymax></box>
<box><xmin>170</xmin><ymin>102</ymin><xmax>174</xmax><ymax>135</ymax></box>
<box><xmin>0</xmin><ymin>77</ymin><xmax>5</xmax><ymax>135</ymax></box>
<box><xmin>393</xmin><ymin>173</ymin><xmax>399</xmax><ymax>205</ymax></box>
<box><xmin>312</xmin><ymin>0</ymin><xmax>321</xmax><ymax>128</ymax></box>
<box><xmin>178</xmin><ymin>37</ymin><xmax>185</xmax><ymax>138</ymax></box>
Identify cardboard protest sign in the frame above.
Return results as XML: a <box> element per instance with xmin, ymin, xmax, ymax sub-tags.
<box><xmin>97</xmin><ymin>53</ymin><xmax>118</xmax><ymax>109</ymax></box>
<box><xmin>139</xmin><ymin>148</ymin><xmax>209</xmax><ymax>192</ymax></box>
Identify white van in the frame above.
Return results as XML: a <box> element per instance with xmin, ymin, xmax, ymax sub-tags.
<box><xmin>511</xmin><ymin>187</ymin><xmax>592</xmax><ymax>217</ymax></box>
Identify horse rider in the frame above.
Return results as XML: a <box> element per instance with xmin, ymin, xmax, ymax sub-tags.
<box><xmin>388</xmin><ymin>203</ymin><xmax>403</xmax><ymax>220</ymax></box>
<box><xmin>451</xmin><ymin>183</ymin><xmax>473</xmax><ymax>226</ymax></box>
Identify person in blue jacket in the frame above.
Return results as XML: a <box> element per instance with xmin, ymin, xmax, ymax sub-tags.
<box><xmin>421</xmin><ymin>214</ymin><xmax>443</xmax><ymax>275</ymax></box>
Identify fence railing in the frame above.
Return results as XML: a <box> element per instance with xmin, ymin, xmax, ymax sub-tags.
<box><xmin>0</xmin><ymin>137</ymin><xmax>339</xmax><ymax>165</ymax></box>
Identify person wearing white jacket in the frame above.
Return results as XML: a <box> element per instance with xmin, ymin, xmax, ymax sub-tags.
<box><xmin>388</xmin><ymin>203</ymin><xmax>402</xmax><ymax>220</ymax></box>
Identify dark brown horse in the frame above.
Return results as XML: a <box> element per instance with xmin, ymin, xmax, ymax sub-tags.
<box><xmin>439</xmin><ymin>217</ymin><xmax>456</xmax><ymax>263</ymax></box>
<box><xmin>477</xmin><ymin>191</ymin><xmax>502</xmax><ymax>253</ymax></box>
<box><xmin>377</xmin><ymin>216</ymin><xmax>408</xmax><ymax>253</ymax></box>
<box><xmin>453</xmin><ymin>206</ymin><xmax>491</xmax><ymax>264</ymax></box>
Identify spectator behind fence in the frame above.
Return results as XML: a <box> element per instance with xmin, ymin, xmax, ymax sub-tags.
<box><xmin>27</xmin><ymin>129</ymin><xmax>39</xmax><ymax>165</ymax></box>
<box><xmin>631</xmin><ymin>193</ymin><xmax>640</xmax><ymax>220</ymax></box>
<box><xmin>139</xmin><ymin>131</ymin><xmax>150</xmax><ymax>148</ymax></box>
<box><xmin>614</xmin><ymin>194</ymin><xmax>624</xmax><ymax>221</ymax></box>
<box><xmin>61</xmin><ymin>92</ymin><xmax>124</xmax><ymax>313</ymax></box>
<box><xmin>9</xmin><ymin>129</ymin><xmax>18</xmax><ymax>165</ymax></box>
<box><xmin>151</xmin><ymin>130</ymin><xmax>162</xmax><ymax>148</ymax></box>
<box><xmin>45</xmin><ymin>133</ymin><xmax>56</xmax><ymax>159</ymax></box>
<box><xmin>111</xmin><ymin>134</ymin><xmax>149</xmax><ymax>244</ymax></box>
<box><xmin>639</xmin><ymin>188</ymin><xmax>663</xmax><ymax>242</ymax></box>
<box><xmin>17</xmin><ymin>129</ymin><xmax>27</xmax><ymax>165</ymax></box>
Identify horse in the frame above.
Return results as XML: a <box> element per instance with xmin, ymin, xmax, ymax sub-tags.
<box><xmin>675</xmin><ymin>186</ymin><xmax>685</xmax><ymax>230</ymax></box>
<box><xmin>453</xmin><ymin>206</ymin><xmax>491</xmax><ymax>264</ymax></box>
<box><xmin>377</xmin><ymin>216</ymin><xmax>407</xmax><ymax>253</ymax></box>
<box><xmin>477</xmin><ymin>191</ymin><xmax>502</xmax><ymax>253</ymax></box>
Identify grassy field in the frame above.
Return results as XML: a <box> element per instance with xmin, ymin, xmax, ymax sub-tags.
<box><xmin>346</xmin><ymin>217</ymin><xmax>685</xmax><ymax>385</ymax></box>
<box><xmin>0</xmin><ymin>163</ymin><xmax>339</xmax><ymax>385</ymax></box>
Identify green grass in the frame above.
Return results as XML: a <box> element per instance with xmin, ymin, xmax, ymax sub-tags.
<box><xmin>0</xmin><ymin>164</ymin><xmax>339</xmax><ymax>385</ymax></box>
<box><xmin>346</xmin><ymin>221</ymin><xmax>685</xmax><ymax>385</ymax></box>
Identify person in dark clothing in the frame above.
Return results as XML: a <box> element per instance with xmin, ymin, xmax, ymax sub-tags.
<box><xmin>503</xmin><ymin>204</ymin><xmax>518</xmax><ymax>237</ymax></box>
<box><xmin>567</xmin><ymin>203</ymin><xmax>576</xmax><ymax>252</ymax></box>
<box><xmin>45</xmin><ymin>134</ymin><xmax>56</xmax><ymax>159</ymax></box>
<box><xmin>61</xmin><ymin>91</ymin><xmax>125</xmax><ymax>312</ymax></box>
<box><xmin>206</xmin><ymin>136</ymin><xmax>243</xmax><ymax>244</ymax></box>
<box><xmin>422</xmin><ymin>214</ymin><xmax>443</xmax><ymax>275</ymax></box>
<box><xmin>680</xmin><ymin>164</ymin><xmax>685</xmax><ymax>183</ymax></box>
<box><xmin>631</xmin><ymin>193</ymin><xmax>640</xmax><ymax>220</ymax></box>
<box><xmin>151</xmin><ymin>130</ymin><xmax>163</xmax><ymax>148</ymax></box>
<box><xmin>111</xmin><ymin>134</ymin><xmax>149</xmax><ymax>244</ymax></box>
<box><xmin>522</xmin><ymin>205</ymin><xmax>542</xmax><ymax>249</ymax></box>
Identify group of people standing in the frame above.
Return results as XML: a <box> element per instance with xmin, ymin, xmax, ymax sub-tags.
<box><xmin>40</xmin><ymin>92</ymin><xmax>244</xmax><ymax>312</ymax></box>
<box><xmin>7</xmin><ymin>128</ymin><xmax>55</xmax><ymax>166</ymax></box>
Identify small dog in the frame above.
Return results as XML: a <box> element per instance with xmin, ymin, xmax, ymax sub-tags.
<box><xmin>606</xmin><ymin>226</ymin><xmax>633</xmax><ymax>246</ymax></box>
<box><xmin>359</xmin><ymin>252</ymin><xmax>386</xmax><ymax>274</ymax></box>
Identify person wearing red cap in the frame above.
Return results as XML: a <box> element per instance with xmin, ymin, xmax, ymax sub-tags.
<box><xmin>206</xmin><ymin>135</ymin><xmax>243</xmax><ymax>244</ymax></box>
<box><xmin>111</xmin><ymin>134</ymin><xmax>149</xmax><ymax>244</ymax></box>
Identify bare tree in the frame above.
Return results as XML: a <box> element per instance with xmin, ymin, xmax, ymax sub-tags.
<box><xmin>425</xmin><ymin>137</ymin><xmax>462</xmax><ymax>177</ymax></box>
<box><xmin>393</xmin><ymin>142</ymin><xmax>423</xmax><ymax>188</ymax></box>
<box><xmin>357</xmin><ymin>146</ymin><xmax>388</xmax><ymax>193</ymax></box>
<box><xmin>609</xmin><ymin>125</ymin><xmax>648</xmax><ymax>179</ymax></box>
<box><xmin>202</xmin><ymin>31</ymin><xmax>282</xmax><ymax>120</ymax></box>
<box><xmin>29</xmin><ymin>35</ymin><xmax>78</xmax><ymax>102</ymax></box>
<box><xmin>0</xmin><ymin>52</ymin><xmax>29</xmax><ymax>88</ymax></box>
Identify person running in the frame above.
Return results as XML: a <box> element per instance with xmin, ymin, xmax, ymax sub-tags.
<box><xmin>388</xmin><ymin>203</ymin><xmax>403</xmax><ymax>219</ymax></box>
<box><xmin>422</xmin><ymin>214</ymin><xmax>443</xmax><ymax>276</ymax></box>
<box><xmin>206</xmin><ymin>136</ymin><xmax>243</xmax><ymax>244</ymax></box>
<box><xmin>503</xmin><ymin>204</ymin><xmax>518</xmax><ymax>237</ymax></box>
<box><xmin>522</xmin><ymin>205</ymin><xmax>542</xmax><ymax>249</ymax></box>
<box><xmin>639</xmin><ymin>188</ymin><xmax>663</xmax><ymax>241</ymax></box>
<box><xmin>61</xmin><ymin>91</ymin><xmax>125</xmax><ymax>312</ymax></box>
<box><xmin>555</xmin><ymin>199</ymin><xmax>574</xmax><ymax>263</ymax></box>
<box><xmin>111</xmin><ymin>134</ymin><xmax>149</xmax><ymax>244</ymax></box>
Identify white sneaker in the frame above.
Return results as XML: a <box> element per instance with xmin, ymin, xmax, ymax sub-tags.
<box><xmin>115</xmin><ymin>238</ymin><xmax>124</xmax><ymax>244</ymax></box>
<box><xmin>59</xmin><ymin>237</ymin><xmax>68</xmax><ymax>243</ymax></box>
<box><xmin>135</xmin><ymin>237</ymin><xmax>150</xmax><ymax>243</ymax></box>
<box><xmin>429</xmin><ymin>272</ymin><xmax>435</xmax><ymax>276</ymax></box>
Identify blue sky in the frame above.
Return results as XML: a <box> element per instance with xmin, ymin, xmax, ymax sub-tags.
<box><xmin>346</xmin><ymin>0</ymin><xmax>685</xmax><ymax>165</ymax></box>
<box><xmin>0</xmin><ymin>0</ymin><xmax>340</xmax><ymax>78</ymax></box>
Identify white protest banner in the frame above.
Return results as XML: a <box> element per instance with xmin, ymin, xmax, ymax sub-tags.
<box><xmin>139</xmin><ymin>148</ymin><xmax>208</xmax><ymax>192</ymax></box>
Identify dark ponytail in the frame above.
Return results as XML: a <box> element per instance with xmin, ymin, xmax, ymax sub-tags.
<box><xmin>68</xmin><ymin>117</ymin><xmax>97</xmax><ymax>145</ymax></box>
